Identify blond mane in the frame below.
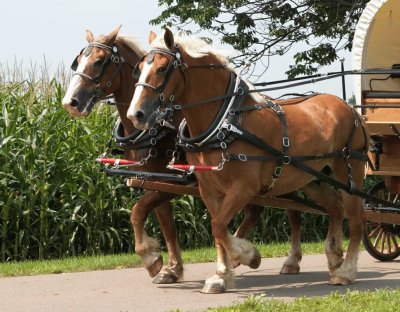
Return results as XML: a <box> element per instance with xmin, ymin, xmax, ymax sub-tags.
<box><xmin>151</xmin><ymin>31</ymin><xmax>229</xmax><ymax>65</ymax></box>
<box><xmin>117</xmin><ymin>34</ymin><xmax>146</xmax><ymax>58</ymax></box>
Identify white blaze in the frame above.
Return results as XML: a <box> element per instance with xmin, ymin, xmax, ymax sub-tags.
<box><xmin>62</xmin><ymin>55</ymin><xmax>89</xmax><ymax>105</ymax></box>
<box><xmin>127</xmin><ymin>60</ymin><xmax>154</xmax><ymax>118</ymax></box>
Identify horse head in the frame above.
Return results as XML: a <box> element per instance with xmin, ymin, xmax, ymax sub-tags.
<box><xmin>127</xmin><ymin>28</ymin><xmax>189</xmax><ymax>130</ymax></box>
<box><xmin>63</xmin><ymin>25</ymin><xmax>142</xmax><ymax>117</ymax></box>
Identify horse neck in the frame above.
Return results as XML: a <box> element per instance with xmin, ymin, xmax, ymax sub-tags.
<box><xmin>179</xmin><ymin>58</ymin><xmax>232</xmax><ymax>137</ymax></box>
<box><xmin>113</xmin><ymin>43</ymin><xmax>140</xmax><ymax>135</ymax></box>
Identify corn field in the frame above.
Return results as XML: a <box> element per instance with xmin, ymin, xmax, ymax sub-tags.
<box><xmin>0</xmin><ymin>63</ymin><xmax>332</xmax><ymax>262</ymax></box>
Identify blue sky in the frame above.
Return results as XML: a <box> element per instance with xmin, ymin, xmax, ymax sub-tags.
<box><xmin>1</xmin><ymin>0</ymin><xmax>352</xmax><ymax>98</ymax></box>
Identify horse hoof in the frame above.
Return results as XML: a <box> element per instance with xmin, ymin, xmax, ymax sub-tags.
<box><xmin>153</xmin><ymin>273</ymin><xmax>178</xmax><ymax>284</ymax></box>
<box><xmin>201</xmin><ymin>282</ymin><xmax>225</xmax><ymax>294</ymax></box>
<box><xmin>329</xmin><ymin>275</ymin><xmax>351</xmax><ymax>285</ymax></box>
<box><xmin>280</xmin><ymin>265</ymin><xmax>300</xmax><ymax>274</ymax></box>
<box><xmin>147</xmin><ymin>255</ymin><xmax>163</xmax><ymax>278</ymax></box>
<box><xmin>249</xmin><ymin>248</ymin><xmax>261</xmax><ymax>269</ymax></box>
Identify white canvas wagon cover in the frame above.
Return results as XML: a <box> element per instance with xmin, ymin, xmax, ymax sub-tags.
<box><xmin>352</xmin><ymin>0</ymin><xmax>400</xmax><ymax>105</ymax></box>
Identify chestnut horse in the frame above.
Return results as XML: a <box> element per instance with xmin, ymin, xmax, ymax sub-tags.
<box><xmin>127</xmin><ymin>28</ymin><xmax>368</xmax><ymax>293</ymax></box>
<box><xmin>62</xmin><ymin>26</ymin><xmax>267</xmax><ymax>284</ymax></box>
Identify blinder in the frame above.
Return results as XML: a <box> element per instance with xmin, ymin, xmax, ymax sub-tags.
<box><xmin>133</xmin><ymin>62</ymin><xmax>141</xmax><ymax>80</ymax></box>
<box><xmin>71</xmin><ymin>48</ymin><xmax>84</xmax><ymax>71</ymax></box>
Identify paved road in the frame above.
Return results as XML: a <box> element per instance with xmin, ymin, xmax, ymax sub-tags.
<box><xmin>1</xmin><ymin>251</ymin><xmax>399</xmax><ymax>312</ymax></box>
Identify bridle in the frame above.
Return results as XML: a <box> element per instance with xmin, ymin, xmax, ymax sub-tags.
<box><xmin>71</xmin><ymin>41</ymin><xmax>128</xmax><ymax>104</ymax></box>
<box><xmin>133</xmin><ymin>45</ymin><xmax>228</xmax><ymax>105</ymax></box>
<box><xmin>133</xmin><ymin>46</ymin><xmax>187</xmax><ymax>104</ymax></box>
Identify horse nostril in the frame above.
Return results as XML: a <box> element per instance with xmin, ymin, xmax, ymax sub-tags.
<box><xmin>70</xmin><ymin>98</ymin><xmax>79</xmax><ymax>108</ymax></box>
<box><xmin>134</xmin><ymin>110</ymin><xmax>145</xmax><ymax>120</ymax></box>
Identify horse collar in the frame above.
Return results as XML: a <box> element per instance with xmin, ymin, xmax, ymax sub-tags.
<box><xmin>177</xmin><ymin>73</ymin><xmax>249</xmax><ymax>151</ymax></box>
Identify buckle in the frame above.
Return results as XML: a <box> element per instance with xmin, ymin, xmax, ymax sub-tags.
<box><xmin>342</xmin><ymin>147</ymin><xmax>350</xmax><ymax>158</ymax></box>
<box><xmin>282</xmin><ymin>137</ymin><xmax>290</xmax><ymax>147</ymax></box>
<box><xmin>273</xmin><ymin>166</ymin><xmax>282</xmax><ymax>177</ymax></box>
<box><xmin>166</xmin><ymin>149</ymin><xmax>174</xmax><ymax>158</ymax></box>
<box><xmin>173</xmin><ymin>104</ymin><xmax>182</xmax><ymax>110</ymax></box>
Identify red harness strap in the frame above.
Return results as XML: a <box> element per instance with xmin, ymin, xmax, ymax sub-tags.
<box><xmin>167</xmin><ymin>164</ymin><xmax>220</xmax><ymax>172</ymax></box>
<box><xmin>96</xmin><ymin>158</ymin><xmax>141</xmax><ymax>166</ymax></box>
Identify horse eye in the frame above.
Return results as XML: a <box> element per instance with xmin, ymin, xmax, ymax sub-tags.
<box><xmin>156</xmin><ymin>67</ymin><xmax>166</xmax><ymax>74</ymax></box>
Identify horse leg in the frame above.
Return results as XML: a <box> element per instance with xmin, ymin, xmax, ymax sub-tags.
<box><xmin>329</xmin><ymin>161</ymin><xmax>366</xmax><ymax>285</ymax></box>
<box><xmin>234</xmin><ymin>205</ymin><xmax>263</xmax><ymax>238</ymax></box>
<box><xmin>231</xmin><ymin>204</ymin><xmax>263</xmax><ymax>268</ymax></box>
<box><xmin>300</xmin><ymin>182</ymin><xmax>345</xmax><ymax>274</ymax></box>
<box><xmin>326</xmin><ymin>160</ymin><xmax>366</xmax><ymax>285</ymax></box>
<box><xmin>280</xmin><ymin>210</ymin><xmax>303</xmax><ymax>274</ymax></box>
<box><xmin>202</xmin><ymin>239</ymin><xmax>235</xmax><ymax>293</ymax></box>
<box><xmin>201</xmin><ymin>189</ymin><xmax>261</xmax><ymax>293</ymax></box>
<box><xmin>152</xmin><ymin>201</ymin><xmax>184</xmax><ymax>284</ymax></box>
<box><xmin>130</xmin><ymin>190</ymin><xmax>176</xmax><ymax>279</ymax></box>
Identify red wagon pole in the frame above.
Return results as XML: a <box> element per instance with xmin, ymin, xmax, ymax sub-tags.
<box><xmin>96</xmin><ymin>158</ymin><xmax>141</xmax><ymax>166</ymax></box>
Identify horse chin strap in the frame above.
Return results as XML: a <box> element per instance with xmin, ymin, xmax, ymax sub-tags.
<box><xmin>71</xmin><ymin>41</ymin><xmax>126</xmax><ymax>105</ymax></box>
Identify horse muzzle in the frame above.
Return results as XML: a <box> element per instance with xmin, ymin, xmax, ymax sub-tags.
<box><xmin>128</xmin><ymin>98</ymin><xmax>161</xmax><ymax>130</ymax></box>
<box><xmin>62</xmin><ymin>95</ymin><xmax>95</xmax><ymax>117</ymax></box>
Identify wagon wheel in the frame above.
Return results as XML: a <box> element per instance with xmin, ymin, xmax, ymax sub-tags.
<box><xmin>362</xmin><ymin>181</ymin><xmax>400</xmax><ymax>261</ymax></box>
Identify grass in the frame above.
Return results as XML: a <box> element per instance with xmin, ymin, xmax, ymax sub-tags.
<box><xmin>208</xmin><ymin>289</ymin><xmax>400</xmax><ymax>311</ymax></box>
<box><xmin>0</xmin><ymin>241</ymin><xmax>330</xmax><ymax>277</ymax></box>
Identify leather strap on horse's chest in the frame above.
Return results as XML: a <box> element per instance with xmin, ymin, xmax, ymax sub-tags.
<box><xmin>224</xmin><ymin>99</ymin><xmax>290</xmax><ymax>188</ymax></box>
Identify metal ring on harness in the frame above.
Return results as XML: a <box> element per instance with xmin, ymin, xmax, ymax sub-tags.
<box><xmin>238</xmin><ymin>154</ymin><xmax>247</xmax><ymax>161</ymax></box>
<box><xmin>149</xmin><ymin>128</ymin><xmax>157</xmax><ymax>136</ymax></box>
<box><xmin>217</xmin><ymin>132</ymin><xmax>225</xmax><ymax>140</ymax></box>
<box><xmin>282</xmin><ymin>155</ymin><xmax>291</xmax><ymax>165</ymax></box>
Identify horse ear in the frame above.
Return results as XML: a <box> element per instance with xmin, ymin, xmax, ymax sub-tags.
<box><xmin>164</xmin><ymin>28</ymin><xmax>175</xmax><ymax>50</ymax></box>
<box><xmin>106</xmin><ymin>25</ymin><xmax>122</xmax><ymax>44</ymax></box>
<box><xmin>148</xmin><ymin>31</ymin><xmax>157</xmax><ymax>44</ymax></box>
<box><xmin>86</xmin><ymin>30</ymin><xmax>94</xmax><ymax>43</ymax></box>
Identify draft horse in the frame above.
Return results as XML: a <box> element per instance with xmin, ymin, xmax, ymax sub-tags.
<box><xmin>127</xmin><ymin>28</ymin><xmax>369</xmax><ymax>293</ymax></box>
<box><xmin>62</xmin><ymin>26</ymin><xmax>266</xmax><ymax>283</ymax></box>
